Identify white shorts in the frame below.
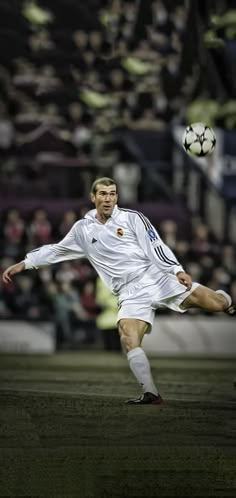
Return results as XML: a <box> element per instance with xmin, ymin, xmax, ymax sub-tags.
<box><xmin>117</xmin><ymin>278</ymin><xmax>200</xmax><ymax>327</ymax></box>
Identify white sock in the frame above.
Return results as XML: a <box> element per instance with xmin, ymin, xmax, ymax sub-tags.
<box><xmin>127</xmin><ymin>347</ymin><xmax>159</xmax><ymax>395</ymax></box>
<box><xmin>216</xmin><ymin>289</ymin><xmax>232</xmax><ymax>308</ymax></box>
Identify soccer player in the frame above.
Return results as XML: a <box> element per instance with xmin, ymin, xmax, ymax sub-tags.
<box><xmin>2</xmin><ymin>177</ymin><xmax>235</xmax><ymax>404</ymax></box>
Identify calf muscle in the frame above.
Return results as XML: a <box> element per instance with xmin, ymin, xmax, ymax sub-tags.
<box><xmin>118</xmin><ymin>319</ymin><xmax>150</xmax><ymax>352</ymax></box>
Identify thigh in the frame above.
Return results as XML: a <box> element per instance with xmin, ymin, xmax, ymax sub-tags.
<box><xmin>180</xmin><ymin>284</ymin><xmax>218</xmax><ymax>309</ymax></box>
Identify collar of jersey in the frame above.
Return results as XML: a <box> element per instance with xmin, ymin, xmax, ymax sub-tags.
<box><xmin>85</xmin><ymin>204</ymin><xmax>119</xmax><ymax>223</ymax></box>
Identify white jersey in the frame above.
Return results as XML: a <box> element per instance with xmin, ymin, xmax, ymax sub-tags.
<box><xmin>24</xmin><ymin>205</ymin><xmax>184</xmax><ymax>297</ymax></box>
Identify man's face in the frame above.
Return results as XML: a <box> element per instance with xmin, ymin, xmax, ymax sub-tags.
<box><xmin>91</xmin><ymin>184</ymin><xmax>118</xmax><ymax>219</ymax></box>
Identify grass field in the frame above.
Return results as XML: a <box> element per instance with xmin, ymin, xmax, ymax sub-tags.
<box><xmin>0</xmin><ymin>352</ymin><xmax>236</xmax><ymax>498</ymax></box>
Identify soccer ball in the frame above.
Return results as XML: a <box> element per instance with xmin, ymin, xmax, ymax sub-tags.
<box><xmin>182</xmin><ymin>122</ymin><xmax>216</xmax><ymax>157</ymax></box>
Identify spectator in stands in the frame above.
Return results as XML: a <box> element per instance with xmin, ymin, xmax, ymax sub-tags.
<box><xmin>175</xmin><ymin>239</ymin><xmax>191</xmax><ymax>267</ymax></box>
<box><xmin>28</xmin><ymin>208</ymin><xmax>52</xmax><ymax>247</ymax></box>
<box><xmin>159</xmin><ymin>219</ymin><xmax>178</xmax><ymax>250</ymax></box>
<box><xmin>133</xmin><ymin>40</ymin><xmax>157</xmax><ymax>61</ymax></box>
<box><xmin>80</xmin><ymin>280</ymin><xmax>97</xmax><ymax>319</ymax></box>
<box><xmin>58</xmin><ymin>210</ymin><xmax>78</xmax><ymax>238</ymax></box>
<box><xmin>47</xmin><ymin>280</ymin><xmax>89</xmax><ymax>349</ymax></box>
<box><xmin>191</xmin><ymin>222</ymin><xmax>218</xmax><ymax>257</ymax></box>
<box><xmin>198</xmin><ymin>254</ymin><xmax>216</xmax><ymax>286</ymax></box>
<box><xmin>148</xmin><ymin>28</ymin><xmax>169</xmax><ymax>54</ymax></box>
<box><xmin>171</xmin><ymin>5</ymin><xmax>187</xmax><ymax>33</ymax></box>
<box><xmin>151</xmin><ymin>0</ymin><xmax>168</xmax><ymax>28</ymax></box>
<box><xmin>0</xmin><ymin>257</ymin><xmax>18</xmax><ymax>317</ymax></box>
<box><xmin>96</xmin><ymin>277</ymin><xmax>121</xmax><ymax>351</ymax></box>
<box><xmin>0</xmin><ymin>102</ymin><xmax>14</xmax><ymax>151</ymax></box>
<box><xmin>80</xmin><ymin>280</ymin><xmax>98</xmax><ymax>344</ymax></box>
<box><xmin>0</xmin><ymin>278</ymin><xmax>11</xmax><ymax>318</ymax></box>
<box><xmin>113</xmin><ymin>161</ymin><xmax>140</xmax><ymax>203</ymax></box>
<box><xmin>88</xmin><ymin>30</ymin><xmax>103</xmax><ymax>54</ymax></box>
<box><xmin>55</xmin><ymin>261</ymin><xmax>78</xmax><ymax>284</ymax></box>
<box><xmin>221</xmin><ymin>244</ymin><xmax>236</xmax><ymax>278</ymax></box>
<box><xmin>28</xmin><ymin>28</ymin><xmax>55</xmax><ymax>55</ymax></box>
<box><xmin>82</xmin><ymin>50</ymin><xmax>96</xmax><ymax>70</ymax></box>
<box><xmin>72</xmin><ymin>30</ymin><xmax>88</xmax><ymax>51</ymax></box>
<box><xmin>72</xmin><ymin>259</ymin><xmax>97</xmax><ymax>288</ymax></box>
<box><xmin>71</xmin><ymin>117</ymin><xmax>92</xmax><ymax>149</ymax></box>
<box><xmin>2</xmin><ymin>208</ymin><xmax>26</xmax><ymax>259</ymax></box>
<box><xmin>122</xmin><ymin>1</ymin><xmax>137</xmax><ymax>25</ymax></box>
<box><xmin>108</xmin><ymin>68</ymin><xmax>126</xmax><ymax>91</ymax></box>
<box><xmin>208</xmin><ymin>266</ymin><xmax>232</xmax><ymax>293</ymax></box>
<box><xmin>9</xmin><ymin>274</ymin><xmax>41</xmax><ymax>319</ymax></box>
<box><xmin>184</xmin><ymin>261</ymin><xmax>202</xmax><ymax>284</ymax></box>
<box><xmin>67</xmin><ymin>101</ymin><xmax>83</xmax><ymax>125</ymax></box>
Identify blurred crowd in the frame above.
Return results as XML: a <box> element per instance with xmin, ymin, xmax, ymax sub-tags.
<box><xmin>0</xmin><ymin>207</ymin><xmax>236</xmax><ymax>349</ymax></box>
<box><xmin>0</xmin><ymin>0</ymin><xmax>192</xmax><ymax>201</ymax></box>
<box><xmin>0</xmin><ymin>0</ymin><xmax>235</xmax><ymax>202</ymax></box>
<box><xmin>0</xmin><ymin>0</ymin><xmax>189</xmax><ymax>131</ymax></box>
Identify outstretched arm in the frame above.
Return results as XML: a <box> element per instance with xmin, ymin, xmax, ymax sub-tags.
<box><xmin>2</xmin><ymin>221</ymin><xmax>85</xmax><ymax>284</ymax></box>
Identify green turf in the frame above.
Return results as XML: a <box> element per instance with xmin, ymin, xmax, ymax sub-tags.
<box><xmin>0</xmin><ymin>353</ymin><xmax>236</xmax><ymax>498</ymax></box>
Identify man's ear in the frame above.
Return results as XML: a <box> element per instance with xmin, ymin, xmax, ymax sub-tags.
<box><xmin>90</xmin><ymin>193</ymin><xmax>95</xmax><ymax>204</ymax></box>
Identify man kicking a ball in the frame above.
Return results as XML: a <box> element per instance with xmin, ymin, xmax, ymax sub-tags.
<box><xmin>2</xmin><ymin>177</ymin><xmax>235</xmax><ymax>404</ymax></box>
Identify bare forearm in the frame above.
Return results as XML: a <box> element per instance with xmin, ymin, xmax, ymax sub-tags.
<box><xmin>2</xmin><ymin>261</ymin><xmax>25</xmax><ymax>283</ymax></box>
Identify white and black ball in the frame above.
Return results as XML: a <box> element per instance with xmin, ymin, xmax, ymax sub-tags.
<box><xmin>182</xmin><ymin>122</ymin><xmax>216</xmax><ymax>157</ymax></box>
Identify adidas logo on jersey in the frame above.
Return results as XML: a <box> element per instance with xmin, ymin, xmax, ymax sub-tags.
<box><xmin>92</xmin><ymin>237</ymin><xmax>97</xmax><ymax>244</ymax></box>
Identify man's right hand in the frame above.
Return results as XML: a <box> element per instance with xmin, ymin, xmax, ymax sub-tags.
<box><xmin>2</xmin><ymin>261</ymin><xmax>25</xmax><ymax>284</ymax></box>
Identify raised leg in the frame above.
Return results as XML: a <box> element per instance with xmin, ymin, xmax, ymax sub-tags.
<box><xmin>180</xmin><ymin>285</ymin><xmax>232</xmax><ymax>312</ymax></box>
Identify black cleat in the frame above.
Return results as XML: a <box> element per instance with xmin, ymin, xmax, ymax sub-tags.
<box><xmin>224</xmin><ymin>304</ymin><xmax>236</xmax><ymax>316</ymax></box>
<box><xmin>125</xmin><ymin>392</ymin><xmax>163</xmax><ymax>405</ymax></box>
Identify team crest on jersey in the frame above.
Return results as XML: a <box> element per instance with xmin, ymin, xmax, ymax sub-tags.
<box><xmin>147</xmin><ymin>227</ymin><xmax>157</xmax><ymax>242</ymax></box>
<box><xmin>116</xmin><ymin>228</ymin><xmax>124</xmax><ymax>237</ymax></box>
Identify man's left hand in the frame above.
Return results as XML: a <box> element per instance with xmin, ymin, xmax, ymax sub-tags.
<box><xmin>176</xmin><ymin>271</ymin><xmax>192</xmax><ymax>290</ymax></box>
